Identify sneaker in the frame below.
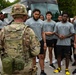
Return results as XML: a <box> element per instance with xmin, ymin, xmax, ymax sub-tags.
<box><xmin>52</xmin><ymin>59</ymin><xmax>57</xmax><ymax>64</ymax></box>
<box><xmin>72</xmin><ymin>62</ymin><xmax>76</xmax><ymax>66</ymax></box>
<box><xmin>53</xmin><ymin>68</ymin><xmax>62</xmax><ymax>73</ymax></box>
<box><xmin>65</xmin><ymin>69</ymin><xmax>70</xmax><ymax>75</ymax></box>
<box><xmin>61</xmin><ymin>61</ymin><xmax>64</xmax><ymax>66</ymax></box>
<box><xmin>49</xmin><ymin>64</ymin><xmax>56</xmax><ymax>69</ymax></box>
<box><xmin>36</xmin><ymin>58</ymin><xmax>39</xmax><ymax>63</ymax></box>
<box><xmin>40</xmin><ymin>72</ymin><xmax>46</xmax><ymax>75</ymax></box>
<box><xmin>44</xmin><ymin>60</ymin><xmax>48</xmax><ymax>63</ymax></box>
<box><xmin>72</xmin><ymin>69</ymin><xmax>76</xmax><ymax>74</ymax></box>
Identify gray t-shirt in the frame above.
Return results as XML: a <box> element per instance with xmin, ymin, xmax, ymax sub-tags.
<box><xmin>71</xmin><ymin>20</ymin><xmax>76</xmax><ymax>40</ymax></box>
<box><xmin>73</xmin><ymin>20</ymin><xmax>76</xmax><ymax>34</ymax></box>
<box><xmin>25</xmin><ymin>18</ymin><xmax>43</xmax><ymax>41</ymax></box>
<box><xmin>0</xmin><ymin>20</ymin><xmax>7</xmax><ymax>29</ymax></box>
<box><xmin>54</xmin><ymin>22</ymin><xmax>75</xmax><ymax>46</ymax></box>
<box><xmin>43</xmin><ymin>20</ymin><xmax>56</xmax><ymax>40</ymax></box>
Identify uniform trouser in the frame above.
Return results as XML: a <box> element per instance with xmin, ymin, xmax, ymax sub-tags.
<box><xmin>2</xmin><ymin>70</ymin><xmax>37</xmax><ymax>75</ymax></box>
<box><xmin>53</xmin><ymin>39</ymin><xmax>65</xmax><ymax>60</ymax></box>
<box><xmin>1</xmin><ymin>65</ymin><xmax>37</xmax><ymax>75</ymax></box>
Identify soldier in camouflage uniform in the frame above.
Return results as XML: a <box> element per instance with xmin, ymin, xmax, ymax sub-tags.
<box><xmin>0</xmin><ymin>4</ymin><xmax>40</xmax><ymax>75</ymax></box>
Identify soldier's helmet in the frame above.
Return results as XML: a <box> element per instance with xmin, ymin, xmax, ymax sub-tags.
<box><xmin>11</xmin><ymin>4</ymin><xmax>27</xmax><ymax>16</ymax></box>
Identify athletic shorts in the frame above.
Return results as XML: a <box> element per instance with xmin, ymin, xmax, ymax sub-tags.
<box><xmin>56</xmin><ymin>45</ymin><xmax>71</xmax><ymax>56</ymax></box>
<box><xmin>46</xmin><ymin>39</ymin><xmax>54</xmax><ymax>47</ymax></box>
<box><xmin>39</xmin><ymin>40</ymin><xmax>44</xmax><ymax>54</ymax></box>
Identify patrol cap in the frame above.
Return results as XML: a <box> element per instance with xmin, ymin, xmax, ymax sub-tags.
<box><xmin>11</xmin><ymin>4</ymin><xmax>27</xmax><ymax>16</ymax></box>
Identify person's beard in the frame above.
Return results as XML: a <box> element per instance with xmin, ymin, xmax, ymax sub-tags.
<box><xmin>62</xmin><ymin>19</ymin><xmax>67</xmax><ymax>23</ymax></box>
<box><xmin>33</xmin><ymin>16</ymin><xmax>39</xmax><ymax>21</ymax></box>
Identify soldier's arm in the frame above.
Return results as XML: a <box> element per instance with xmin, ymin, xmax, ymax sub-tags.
<box><xmin>25</xmin><ymin>27</ymin><xmax>40</xmax><ymax>57</ymax></box>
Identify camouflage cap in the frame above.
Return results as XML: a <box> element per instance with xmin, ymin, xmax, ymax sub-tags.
<box><xmin>11</xmin><ymin>4</ymin><xmax>27</xmax><ymax>16</ymax></box>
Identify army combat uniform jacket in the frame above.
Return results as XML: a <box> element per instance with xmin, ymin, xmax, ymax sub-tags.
<box><xmin>0</xmin><ymin>22</ymin><xmax>40</xmax><ymax>75</ymax></box>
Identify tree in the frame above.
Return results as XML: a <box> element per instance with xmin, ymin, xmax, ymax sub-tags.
<box><xmin>71</xmin><ymin>0</ymin><xmax>76</xmax><ymax>17</ymax></box>
<box><xmin>57</xmin><ymin>0</ymin><xmax>76</xmax><ymax>17</ymax></box>
<box><xmin>0</xmin><ymin>0</ymin><xmax>20</xmax><ymax>11</ymax></box>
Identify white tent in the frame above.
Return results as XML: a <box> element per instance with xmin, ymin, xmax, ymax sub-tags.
<box><xmin>1</xmin><ymin>0</ymin><xmax>27</xmax><ymax>24</ymax></box>
<box><xmin>1</xmin><ymin>6</ymin><xmax>12</xmax><ymax>14</ymax></box>
<box><xmin>1</xmin><ymin>0</ymin><xmax>27</xmax><ymax>13</ymax></box>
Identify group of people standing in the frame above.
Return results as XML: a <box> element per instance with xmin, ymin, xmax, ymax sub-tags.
<box><xmin>25</xmin><ymin>9</ymin><xmax>76</xmax><ymax>75</ymax></box>
<box><xmin>0</xmin><ymin>3</ymin><xmax>76</xmax><ymax>75</ymax></box>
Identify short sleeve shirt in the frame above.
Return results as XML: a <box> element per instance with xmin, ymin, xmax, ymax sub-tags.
<box><xmin>54</xmin><ymin>22</ymin><xmax>75</xmax><ymax>46</ymax></box>
<box><xmin>0</xmin><ymin>20</ymin><xmax>7</xmax><ymax>29</ymax></box>
<box><xmin>43</xmin><ymin>20</ymin><xmax>56</xmax><ymax>40</ymax></box>
<box><xmin>73</xmin><ymin>20</ymin><xmax>76</xmax><ymax>34</ymax></box>
<box><xmin>25</xmin><ymin>18</ymin><xmax>43</xmax><ymax>41</ymax></box>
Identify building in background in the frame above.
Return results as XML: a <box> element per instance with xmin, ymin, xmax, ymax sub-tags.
<box><xmin>1</xmin><ymin>0</ymin><xmax>59</xmax><ymax>21</ymax></box>
<box><xmin>27</xmin><ymin>0</ymin><xmax>59</xmax><ymax>20</ymax></box>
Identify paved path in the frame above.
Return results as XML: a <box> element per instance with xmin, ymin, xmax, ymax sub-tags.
<box><xmin>37</xmin><ymin>49</ymin><xmax>76</xmax><ymax>75</ymax></box>
<box><xmin>0</xmin><ymin>56</ymin><xmax>76</xmax><ymax>75</ymax></box>
<box><xmin>37</xmin><ymin>60</ymin><xmax>76</xmax><ymax>75</ymax></box>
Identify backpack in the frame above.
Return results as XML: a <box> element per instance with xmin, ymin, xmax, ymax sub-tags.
<box><xmin>3</xmin><ymin>23</ymin><xmax>40</xmax><ymax>57</ymax></box>
<box><xmin>2</xmin><ymin>23</ymin><xmax>27</xmax><ymax>74</ymax></box>
<box><xmin>3</xmin><ymin>24</ymin><xmax>27</xmax><ymax>57</ymax></box>
<box><xmin>14</xmin><ymin>57</ymin><xmax>25</xmax><ymax>71</ymax></box>
<box><xmin>2</xmin><ymin>23</ymin><xmax>40</xmax><ymax>74</ymax></box>
<box><xmin>2</xmin><ymin>56</ymin><xmax>14</xmax><ymax>74</ymax></box>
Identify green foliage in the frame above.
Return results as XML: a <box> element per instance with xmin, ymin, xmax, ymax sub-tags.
<box><xmin>0</xmin><ymin>0</ymin><xmax>20</xmax><ymax>11</ymax></box>
<box><xmin>71</xmin><ymin>0</ymin><xmax>76</xmax><ymax>17</ymax></box>
<box><xmin>1</xmin><ymin>0</ymin><xmax>76</xmax><ymax>17</ymax></box>
<box><xmin>57</xmin><ymin>0</ymin><xmax>76</xmax><ymax>17</ymax></box>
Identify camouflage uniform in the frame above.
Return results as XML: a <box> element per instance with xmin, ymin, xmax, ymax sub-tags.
<box><xmin>0</xmin><ymin>4</ymin><xmax>40</xmax><ymax>75</ymax></box>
